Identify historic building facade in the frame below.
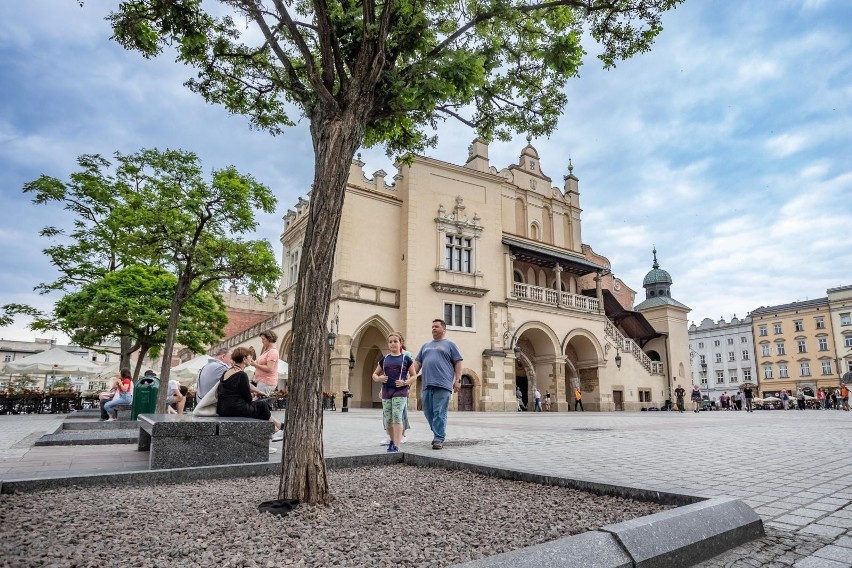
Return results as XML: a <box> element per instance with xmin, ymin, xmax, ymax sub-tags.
<box><xmin>750</xmin><ymin>298</ymin><xmax>839</xmax><ymax>396</ymax></box>
<box><xmin>827</xmin><ymin>285</ymin><xmax>852</xmax><ymax>378</ymax></box>
<box><xmin>688</xmin><ymin>315</ymin><xmax>757</xmax><ymax>400</ymax></box>
<box><xmin>219</xmin><ymin>139</ymin><xmax>692</xmax><ymax>411</ymax></box>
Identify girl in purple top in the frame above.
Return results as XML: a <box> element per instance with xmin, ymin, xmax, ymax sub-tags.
<box><xmin>372</xmin><ymin>332</ymin><xmax>416</xmax><ymax>453</ymax></box>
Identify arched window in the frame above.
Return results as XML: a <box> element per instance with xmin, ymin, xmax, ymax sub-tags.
<box><xmin>530</xmin><ymin>223</ymin><xmax>539</xmax><ymax>241</ymax></box>
<box><xmin>513</xmin><ymin>270</ymin><xmax>524</xmax><ymax>283</ymax></box>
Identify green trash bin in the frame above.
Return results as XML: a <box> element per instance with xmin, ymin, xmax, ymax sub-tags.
<box><xmin>131</xmin><ymin>376</ymin><xmax>160</xmax><ymax>420</ymax></box>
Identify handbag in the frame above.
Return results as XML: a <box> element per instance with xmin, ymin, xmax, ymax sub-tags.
<box><xmin>193</xmin><ymin>373</ymin><xmax>223</xmax><ymax>417</ymax></box>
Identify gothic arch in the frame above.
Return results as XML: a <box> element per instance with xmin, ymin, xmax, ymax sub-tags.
<box><xmin>279</xmin><ymin>330</ymin><xmax>294</xmax><ymax>362</ymax></box>
<box><xmin>562</xmin><ymin>329</ymin><xmax>604</xmax><ymax>364</ymax></box>
<box><xmin>511</xmin><ymin>321</ymin><xmax>561</xmax><ymax>355</ymax></box>
<box><xmin>350</xmin><ymin>315</ymin><xmax>395</xmax><ymax>347</ymax></box>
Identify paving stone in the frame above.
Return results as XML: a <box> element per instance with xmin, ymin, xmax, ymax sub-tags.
<box><xmin>774</xmin><ymin>515</ymin><xmax>817</xmax><ymax>527</ymax></box>
<box><xmin>793</xmin><ymin>557</ymin><xmax>848</xmax><ymax>568</ymax></box>
<box><xmin>798</xmin><ymin>524</ymin><xmax>846</xmax><ymax>538</ymax></box>
<box><xmin>813</xmin><ymin>545</ymin><xmax>852</xmax><ymax>564</ymax></box>
<box><xmin>817</xmin><ymin>516</ymin><xmax>852</xmax><ymax>529</ymax></box>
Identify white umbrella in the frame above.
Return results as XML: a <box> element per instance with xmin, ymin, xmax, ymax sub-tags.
<box><xmin>763</xmin><ymin>396</ymin><xmax>782</xmax><ymax>402</ymax></box>
<box><xmin>1</xmin><ymin>347</ymin><xmax>103</xmax><ymax>377</ymax></box>
<box><xmin>169</xmin><ymin>355</ymin><xmax>219</xmax><ymax>382</ymax></box>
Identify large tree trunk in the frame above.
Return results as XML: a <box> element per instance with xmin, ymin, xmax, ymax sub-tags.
<box><xmin>278</xmin><ymin>107</ymin><xmax>369</xmax><ymax>505</ymax></box>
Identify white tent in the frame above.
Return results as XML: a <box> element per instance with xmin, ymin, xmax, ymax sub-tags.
<box><xmin>1</xmin><ymin>347</ymin><xmax>104</xmax><ymax>380</ymax></box>
<box><xmin>246</xmin><ymin>360</ymin><xmax>289</xmax><ymax>382</ymax></box>
<box><xmin>169</xmin><ymin>355</ymin><xmax>218</xmax><ymax>383</ymax></box>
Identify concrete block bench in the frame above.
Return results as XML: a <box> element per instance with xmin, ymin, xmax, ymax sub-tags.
<box><xmin>137</xmin><ymin>414</ymin><xmax>274</xmax><ymax>470</ymax></box>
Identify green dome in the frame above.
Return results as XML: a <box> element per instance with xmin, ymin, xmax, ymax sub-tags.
<box><xmin>643</xmin><ymin>268</ymin><xmax>672</xmax><ymax>286</ymax></box>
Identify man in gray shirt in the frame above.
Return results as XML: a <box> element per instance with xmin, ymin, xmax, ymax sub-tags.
<box><xmin>415</xmin><ymin>319</ymin><xmax>463</xmax><ymax>450</ymax></box>
<box><xmin>196</xmin><ymin>348</ymin><xmax>232</xmax><ymax>403</ymax></box>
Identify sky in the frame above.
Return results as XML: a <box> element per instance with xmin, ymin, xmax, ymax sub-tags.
<box><xmin>1</xmin><ymin>0</ymin><xmax>851</xmax><ymax>342</ymax></box>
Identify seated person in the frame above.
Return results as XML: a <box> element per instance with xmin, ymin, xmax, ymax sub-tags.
<box><xmin>166</xmin><ymin>378</ymin><xmax>186</xmax><ymax>414</ymax></box>
<box><xmin>217</xmin><ymin>346</ymin><xmax>283</xmax><ymax>441</ymax></box>
<box><xmin>98</xmin><ymin>379</ymin><xmax>120</xmax><ymax>421</ymax></box>
<box><xmin>103</xmin><ymin>368</ymin><xmax>133</xmax><ymax>420</ymax></box>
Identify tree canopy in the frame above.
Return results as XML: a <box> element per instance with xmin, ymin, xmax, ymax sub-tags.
<box><xmin>108</xmin><ymin>0</ymin><xmax>684</xmax><ymax>504</ymax></box>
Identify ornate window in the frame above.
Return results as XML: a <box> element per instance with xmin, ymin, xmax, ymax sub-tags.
<box><xmin>443</xmin><ymin>301</ymin><xmax>474</xmax><ymax>330</ymax></box>
<box><xmin>445</xmin><ymin>235</ymin><xmax>473</xmax><ymax>273</ymax></box>
<box><xmin>433</xmin><ymin>197</ymin><xmax>485</xmax><ymax>295</ymax></box>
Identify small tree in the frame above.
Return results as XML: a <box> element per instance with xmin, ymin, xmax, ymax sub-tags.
<box><xmin>109</xmin><ymin>0</ymin><xmax>683</xmax><ymax>504</ymax></box>
<box><xmin>111</xmin><ymin>148</ymin><xmax>279</xmax><ymax>412</ymax></box>
<box><xmin>30</xmin><ymin>265</ymin><xmax>228</xmax><ymax>380</ymax></box>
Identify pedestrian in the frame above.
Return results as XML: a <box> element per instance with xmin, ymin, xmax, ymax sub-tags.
<box><xmin>103</xmin><ymin>368</ymin><xmax>133</xmax><ymax>421</ymax></box>
<box><xmin>414</xmin><ymin>319</ymin><xmax>463</xmax><ymax>450</ymax></box>
<box><xmin>574</xmin><ymin>388</ymin><xmax>584</xmax><ymax>411</ymax></box>
<box><xmin>544</xmin><ymin>391</ymin><xmax>551</xmax><ymax>411</ymax></box>
<box><xmin>195</xmin><ymin>348</ymin><xmax>232</xmax><ymax>404</ymax></box>
<box><xmin>534</xmin><ymin>388</ymin><xmax>542</xmax><ymax>412</ymax></box>
<box><xmin>796</xmin><ymin>389</ymin><xmax>805</xmax><ymax>411</ymax></box>
<box><xmin>674</xmin><ymin>384</ymin><xmax>685</xmax><ymax>413</ymax></box>
<box><xmin>251</xmin><ymin>330</ymin><xmax>279</xmax><ymax>395</ymax></box>
<box><xmin>780</xmin><ymin>389</ymin><xmax>789</xmax><ymax>410</ymax></box>
<box><xmin>515</xmin><ymin>386</ymin><xmax>526</xmax><ymax>411</ymax></box>
<box><xmin>817</xmin><ymin>389</ymin><xmax>825</xmax><ymax>409</ymax></box>
<box><xmin>744</xmin><ymin>385</ymin><xmax>754</xmax><ymax>413</ymax></box>
<box><xmin>841</xmin><ymin>384</ymin><xmax>850</xmax><ymax>411</ymax></box>
<box><xmin>380</xmin><ymin>336</ymin><xmax>413</xmax><ymax>446</ymax></box>
<box><xmin>735</xmin><ymin>390</ymin><xmax>744</xmax><ymax>411</ymax></box>
<box><xmin>372</xmin><ymin>332</ymin><xmax>416</xmax><ymax>453</ymax></box>
<box><xmin>832</xmin><ymin>388</ymin><xmax>840</xmax><ymax>410</ymax></box>
<box><xmin>690</xmin><ymin>385</ymin><xmax>702</xmax><ymax>413</ymax></box>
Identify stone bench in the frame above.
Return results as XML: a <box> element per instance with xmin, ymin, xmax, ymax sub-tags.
<box><xmin>137</xmin><ymin>414</ymin><xmax>274</xmax><ymax>470</ymax></box>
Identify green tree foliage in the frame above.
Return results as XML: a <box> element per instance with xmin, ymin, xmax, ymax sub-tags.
<box><xmin>34</xmin><ymin>265</ymin><xmax>229</xmax><ymax>380</ymax></box>
<box><xmin>108</xmin><ymin>0</ymin><xmax>683</xmax><ymax>504</ymax></box>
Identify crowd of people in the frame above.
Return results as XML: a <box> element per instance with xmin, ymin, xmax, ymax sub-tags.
<box><xmin>672</xmin><ymin>383</ymin><xmax>850</xmax><ymax>413</ymax></box>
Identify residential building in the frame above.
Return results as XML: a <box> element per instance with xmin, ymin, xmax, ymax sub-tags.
<box><xmin>217</xmin><ymin>139</ymin><xmax>691</xmax><ymax>411</ymax></box>
<box><xmin>688</xmin><ymin>315</ymin><xmax>756</xmax><ymax>400</ymax></box>
<box><xmin>751</xmin><ymin>297</ymin><xmax>838</xmax><ymax>396</ymax></box>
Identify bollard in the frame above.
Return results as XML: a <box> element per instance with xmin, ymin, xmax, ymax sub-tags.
<box><xmin>341</xmin><ymin>390</ymin><xmax>353</xmax><ymax>412</ymax></box>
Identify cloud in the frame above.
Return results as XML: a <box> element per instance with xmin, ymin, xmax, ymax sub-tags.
<box><xmin>765</xmin><ymin>133</ymin><xmax>808</xmax><ymax>157</ymax></box>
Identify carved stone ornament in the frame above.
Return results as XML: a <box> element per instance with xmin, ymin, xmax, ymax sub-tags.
<box><xmin>436</xmin><ymin>196</ymin><xmax>482</xmax><ymax>231</ymax></box>
<box><xmin>431</xmin><ymin>282</ymin><xmax>489</xmax><ymax>297</ymax></box>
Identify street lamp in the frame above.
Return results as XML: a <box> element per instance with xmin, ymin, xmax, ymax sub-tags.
<box><xmin>326</xmin><ymin>330</ymin><xmax>336</xmax><ymax>349</ymax></box>
<box><xmin>614</xmin><ymin>349</ymin><xmax>622</xmax><ymax>369</ymax></box>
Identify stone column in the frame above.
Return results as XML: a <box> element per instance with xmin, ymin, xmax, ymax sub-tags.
<box><xmin>554</xmin><ymin>263</ymin><xmax>563</xmax><ymax>306</ymax></box>
<box><xmin>595</xmin><ymin>271</ymin><xmax>604</xmax><ymax>312</ymax></box>
<box><xmin>505</xmin><ymin>252</ymin><xmax>516</xmax><ymax>298</ymax></box>
<box><xmin>328</xmin><ymin>335</ymin><xmax>352</xmax><ymax>397</ymax></box>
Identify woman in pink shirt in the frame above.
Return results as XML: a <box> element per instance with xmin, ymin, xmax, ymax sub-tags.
<box><xmin>252</xmin><ymin>330</ymin><xmax>279</xmax><ymax>395</ymax></box>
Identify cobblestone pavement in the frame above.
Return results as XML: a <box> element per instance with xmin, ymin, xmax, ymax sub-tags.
<box><xmin>2</xmin><ymin>408</ymin><xmax>852</xmax><ymax>566</ymax></box>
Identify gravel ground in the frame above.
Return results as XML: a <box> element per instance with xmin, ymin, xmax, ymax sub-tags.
<box><xmin>0</xmin><ymin>464</ymin><xmax>671</xmax><ymax>568</ymax></box>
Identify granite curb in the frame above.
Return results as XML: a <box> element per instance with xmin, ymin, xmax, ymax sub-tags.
<box><xmin>1</xmin><ymin>451</ymin><xmax>764</xmax><ymax>567</ymax></box>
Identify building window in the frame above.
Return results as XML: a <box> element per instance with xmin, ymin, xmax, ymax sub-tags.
<box><xmin>800</xmin><ymin>362</ymin><xmax>811</xmax><ymax>376</ymax></box>
<box><xmin>759</xmin><ymin>325</ymin><xmax>767</xmax><ymax>336</ymax></box>
<box><xmin>779</xmin><ymin>364</ymin><xmax>789</xmax><ymax>378</ymax></box>
<box><xmin>699</xmin><ymin>354</ymin><xmax>706</xmax><ymax>365</ymax></box>
<box><xmin>742</xmin><ymin>350</ymin><xmax>750</xmax><ymax>361</ymax></box>
<box><xmin>700</xmin><ymin>377</ymin><xmax>708</xmax><ymax>385</ymax></box>
<box><xmin>797</xmin><ymin>340</ymin><xmax>807</xmax><ymax>354</ymax></box>
<box><xmin>104</xmin><ymin>354</ymin><xmax>110</xmax><ymax>363</ymax></box>
<box><xmin>822</xmin><ymin>361</ymin><xmax>832</xmax><ymax>375</ymax></box>
<box><xmin>763</xmin><ymin>366</ymin><xmax>773</xmax><ymax>379</ymax></box>
<box><xmin>444</xmin><ymin>235</ymin><xmax>473</xmax><ymax>273</ymax></box>
<box><xmin>728</xmin><ymin>352</ymin><xmax>736</xmax><ymax>362</ymax></box>
<box><xmin>776</xmin><ymin>342</ymin><xmax>786</xmax><ymax>356</ymax></box>
<box><xmin>845</xmin><ymin>336</ymin><xmax>852</xmax><ymax>348</ymax></box>
<box><xmin>743</xmin><ymin>369</ymin><xmax>751</xmax><ymax>381</ymax></box>
<box><xmin>841</xmin><ymin>313</ymin><xmax>851</xmax><ymax>326</ymax></box>
<box><xmin>698</xmin><ymin>342</ymin><xmax>704</xmax><ymax>349</ymax></box>
<box><xmin>3</xmin><ymin>355</ymin><xmax>10</xmax><ymax>362</ymax></box>
<box><xmin>761</xmin><ymin>344</ymin><xmax>770</xmax><ymax>357</ymax></box>
<box><xmin>287</xmin><ymin>247</ymin><xmax>301</xmax><ymax>286</ymax></box>
<box><xmin>741</xmin><ymin>336</ymin><xmax>748</xmax><ymax>344</ymax></box>
<box><xmin>774</xmin><ymin>323</ymin><xmax>782</xmax><ymax>334</ymax></box>
<box><xmin>818</xmin><ymin>338</ymin><xmax>829</xmax><ymax>351</ymax></box>
<box><xmin>729</xmin><ymin>370</ymin><xmax>738</xmax><ymax>383</ymax></box>
<box><xmin>848</xmin><ymin>360</ymin><xmax>852</xmax><ymax>373</ymax></box>
<box><xmin>714</xmin><ymin>340</ymin><xmax>720</xmax><ymax>347</ymax></box>
<box><xmin>716</xmin><ymin>371</ymin><xmax>724</xmax><ymax>384</ymax></box>
<box><xmin>816</xmin><ymin>317</ymin><xmax>825</xmax><ymax>329</ymax></box>
<box><xmin>794</xmin><ymin>320</ymin><xmax>804</xmax><ymax>332</ymax></box>
<box><xmin>639</xmin><ymin>390</ymin><xmax>652</xmax><ymax>402</ymax></box>
<box><xmin>715</xmin><ymin>353</ymin><xmax>722</xmax><ymax>363</ymax></box>
<box><xmin>727</xmin><ymin>338</ymin><xmax>734</xmax><ymax>345</ymax></box>
<box><xmin>443</xmin><ymin>302</ymin><xmax>474</xmax><ymax>330</ymax></box>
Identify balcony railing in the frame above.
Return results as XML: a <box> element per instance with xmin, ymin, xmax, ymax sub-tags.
<box><xmin>605</xmin><ymin>321</ymin><xmax>665</xmax><ymax>376</ymax></box>
<box><xmin>512</xmin><ymin>282</ymin><xmax>600</xmax><ymax>314</ymax></box>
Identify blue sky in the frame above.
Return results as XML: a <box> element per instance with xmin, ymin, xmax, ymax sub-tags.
<box><xmin>1</xmin><ymin>0</ymin><xmax>851</xmax><ymax>342</ymax></box>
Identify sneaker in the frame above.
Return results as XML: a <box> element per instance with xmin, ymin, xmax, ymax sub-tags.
<box><xmin>401</xmin><ymin>435</ymin><xmax>407</xmax><ymax>444</ymax></box>
<box><xmin>379</xmin><ymin>436</ymin><xmax>390</xmax><ymax>446</ymax></box>
<box><xmin>431</xmin><ymin>440</ymin><xmax>443</xmax><ymax>450</ymax></box>
<box><xmin>270</xmin><ymin>430</ymin><xmax>284</xmax><ymax>442</ymax></box>
<box><xmin>387</xmin><ymin>444</ymin><xmax>399</xmax><ymax>453</ymax></box>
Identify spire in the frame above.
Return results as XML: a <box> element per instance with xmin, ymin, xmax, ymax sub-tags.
<box><xmin>652</xmin><ymin>246</ymin><xmax>659</xmax><ymax>269</ymax></box>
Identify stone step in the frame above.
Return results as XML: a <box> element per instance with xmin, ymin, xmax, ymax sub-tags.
<box><xmin>35</xmin><ymin>430</ymin><xmax>138</xmax><ymax>446</ymax></box>
<box><xmin>62</xmin><ymin>420</ymin><xmax>137</xmax><ymax>430</ymax></box>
